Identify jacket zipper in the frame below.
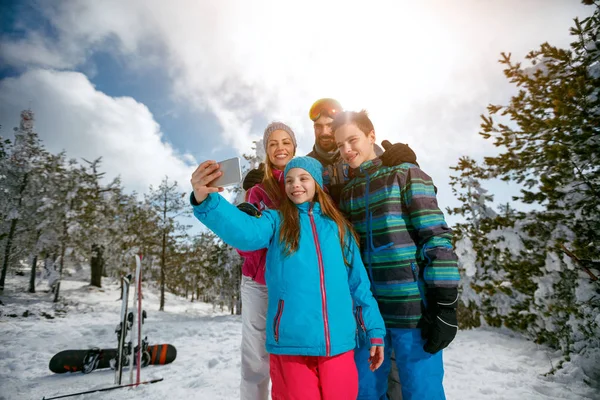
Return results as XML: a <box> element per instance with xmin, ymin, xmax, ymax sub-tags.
<box><xmin>273</xmin><ymin>299</ymin><xmax>284</xmax><ymax>342</ymax></box>
<box><xmin>356</xmin><ymin>306</ymin><xmax>367</xmax><ymax>332</ymax></box>
<box><xmin>309</xmin><ymin>205</ymin><xmax>331</xmax><ymax>356</ymax></box>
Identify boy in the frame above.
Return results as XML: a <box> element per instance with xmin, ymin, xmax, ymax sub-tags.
<box><xmin>333</xmin><ymin>110</ymin><xmax>460</xmax><ymax>400</ymax></box>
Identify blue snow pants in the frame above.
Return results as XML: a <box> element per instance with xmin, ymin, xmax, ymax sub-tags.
<box><xmin>354</xmin><ymin>328</ymin><xmax>445</xmax><ymax>400</ymax></box>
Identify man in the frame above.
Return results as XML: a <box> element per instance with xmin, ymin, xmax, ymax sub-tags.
<box><xmin>334</xmin><ymin>110</ymin><xmax>460</xmax><ymax>400</ymax></box>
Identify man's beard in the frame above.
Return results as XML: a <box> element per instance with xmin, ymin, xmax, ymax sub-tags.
<box><xmin>318</xmin><ymin>135</ymin><xmax>336</xmax><ymax>152</ymax></box>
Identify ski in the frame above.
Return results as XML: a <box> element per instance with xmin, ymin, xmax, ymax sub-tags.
<box><xmin>130</xmin><ymin>254</ymin><xmax>145</xmax><ymax>385</ymax></box>
<box><xmin>115</xmin><ymin>274</ymin><xmax>132</xmax><ymax>384</ymax></box>
<box><xmin>42</xmin><ymin>378</ymin><xmax>163</xmax><ymax>400</ymax></box>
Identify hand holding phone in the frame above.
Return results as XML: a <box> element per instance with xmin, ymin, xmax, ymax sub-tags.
<box><xmin>191</xmin><ymin>157</ymin><xmax>242</xmax><ymax>204</ymax></box>
<box><xmin>191</xmin><ymin>161</ymin><xmax>223</xmax><ymax>204</ymax></box>
<box><xmin>207</xmin><ymin>157</ymin><xmax>242</xmax><ymax>188</ymax></box>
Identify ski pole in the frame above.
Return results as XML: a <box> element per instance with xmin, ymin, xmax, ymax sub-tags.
<box><xmin>42</xmin><ymin>377</ymin><xmax>163</xmax><ymax>400</ymax></box>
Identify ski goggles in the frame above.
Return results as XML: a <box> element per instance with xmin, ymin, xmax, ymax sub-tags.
<box><xmin>309</xmin><ymin>98</ymin><xmax>343</xmax><ymax>121</ymax></box>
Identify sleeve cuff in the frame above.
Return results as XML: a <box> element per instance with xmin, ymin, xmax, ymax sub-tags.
<box><xmin>189</xmin><ymin>191</ymin><xmax>201</xmax><ymax>206</ymax></box>
<box><xmin>370</xmin><ymin>337</ymin><xmax>384</xmax><ymax>347</ymax></box>
<box><xmin>190</xmin><ymin>192</ymin><xmax>221</xmax><ymax>218</ymax></box>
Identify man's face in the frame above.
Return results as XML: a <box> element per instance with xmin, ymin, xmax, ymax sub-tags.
<box><xmin>313</xmin><ymin>115</ymin><xmax>336</xmax><ymax>152</ymax></box>
<box><xmin>334</xmin><ymin>123</ymin><xmax>377</xmax><ymax>169</ymax></box>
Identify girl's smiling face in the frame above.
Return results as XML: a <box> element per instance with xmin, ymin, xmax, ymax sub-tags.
<box><xmin>285</xmin><ymin>168</ymin><xmax>316</xmax><ymax>204</ymax></box>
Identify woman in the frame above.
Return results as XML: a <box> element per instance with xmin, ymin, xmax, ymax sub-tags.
<box><xmin>237</xmin><ymin>122</ymin><xmax>296</xmax><ymax>400</ymax></box>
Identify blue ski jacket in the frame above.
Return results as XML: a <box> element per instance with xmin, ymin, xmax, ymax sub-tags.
<box><xmin>192</xmin><ymin>192</ymin><xmax>385</xmax><ymax>357</ymax></box>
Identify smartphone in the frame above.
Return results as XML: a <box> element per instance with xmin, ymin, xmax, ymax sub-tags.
<box><xmin>207</xmin><ymin>157</ymin><xmax>242</xmax><ymax>188</ymax></box>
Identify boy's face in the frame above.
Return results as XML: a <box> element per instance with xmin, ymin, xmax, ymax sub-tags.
<box><xmin>334</xmin><ymin>123</ymin><xmax>377</xmax><ymax>168</ymax></box>
<box><xmin>285</xmin><ymin>168</ymin><xmax>316</xmax><ymax>204</ymax></box>
<box><xmin>313</xmin><ymin>115</ymin><xmax>336</xmax><ymax>152</ymax></box>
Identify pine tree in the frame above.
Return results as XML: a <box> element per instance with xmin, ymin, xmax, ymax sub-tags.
<box><xmin>146</xmin><ymin>177</ymin><xmax>191</xmax><ymax>311</ymax></box>
<box><xmin>0</xmin><ymin>110</ymin><xmax>50</xmax><ymax>293</ymax></box>
<box><xmin>453</xmin><ymin>2</ymin><xmax>600</xmax><ymax>378</ymax></box>
<box><xmin>71</xmin><ymin>157</ymin><xmax>122</xmax><ymax>288</ymax></box>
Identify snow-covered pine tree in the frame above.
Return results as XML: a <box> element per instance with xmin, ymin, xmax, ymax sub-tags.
<box><xmin>189</xmin><ymin>232</ymin><xmax>220</xmax><ymax>303</ymax></box>
<box><xmin>0</xmin><ymin>110</ymin><xmax>52</xmax><ymax>294</ymax></box>
<box><xmin>454</xmin><ymin>1</ymin><xmax>599</xmax><ymax>381</ymax></box>
<box><xmin>52</xmin><ymin>158</ymin><xmax>86</xmax><ymax>302</ymax></box>
<box><xmin>68</xmin><ymin>157</ymin><xmax>124</xmax><ymax>288</ymax></box>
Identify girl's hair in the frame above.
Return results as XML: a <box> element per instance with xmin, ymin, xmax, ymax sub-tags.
<box><xmin>278</xmin><ymin>182</ymin><xmax>359</xmax><ymax>267</ymax></box>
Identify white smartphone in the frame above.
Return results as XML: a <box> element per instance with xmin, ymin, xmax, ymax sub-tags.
<box><xmin>208</xmin><ymin>157</ymin><xmax>242</xmax><ymax>188</ymax></box>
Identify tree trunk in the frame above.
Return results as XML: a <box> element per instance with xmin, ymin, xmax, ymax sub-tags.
<box><xmin>53</xmin><ymin>236</ymin><xmax>66</xmax><ymax>303</ymax></box>
<box><xmin>53</xmin><ymin>217</ymin><xmax>68</xmax><ymax>303</ymax></box>
<box><xmin>159</xmin><ymin>231</ymin><xmax>166</xmax><ymax>311</ymax></box>
<box><xmin>90</xmin><ymin>243</ymin><xmax>103</xmax><ymax>288</ymax></box>
<box><xmin>0</xmin><ymin>219</ymin><xmax>18</xmax><ymax>294</ymax></box>
<box><xmin>0</xmin><ymin>174</ymin><xmax>28</xmax><ymax>294</ymax></box>
<box><xmin>28</xmin><ymin>253</ymin><xmax>38</xmax><ymax>293</ymax></box>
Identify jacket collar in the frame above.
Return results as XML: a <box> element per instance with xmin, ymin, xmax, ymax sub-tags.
<box><xmin>272</xmin><ymin>167</ymin><xmax>285</xmax><ymax>181</ymax></box>
<box><xmin>297</xmin><ymin>201</ymin><xmax>321</xmax><ymax>215</ymax></box>
<box><xmin>311</xmin><ymin>144</ymin><xmax>340</xmax><ymax>166</ymax></box>
<box><xmin>353</xmin><ymin>157</ymin><xmax>382</xmax><ymax>177</ymax></box>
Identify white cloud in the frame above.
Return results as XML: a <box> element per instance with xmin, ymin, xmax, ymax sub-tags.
<box><xmin>0</xmin><ymin>69</ymin><xmax>195</xmax><ymax>195</ymax></box>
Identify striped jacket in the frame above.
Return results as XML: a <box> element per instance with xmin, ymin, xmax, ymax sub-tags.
<box><xmin>339</xmin><ymin>158</ymin><xmax>460</xmax><ymax>329</ymax></box>
<box><xmin>307</xmin><ymin>144</ymin><xmax>383</xmax><ymax>204</ymax></box>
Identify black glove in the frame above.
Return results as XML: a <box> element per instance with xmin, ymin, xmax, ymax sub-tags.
<box><xmin>236</xmin><ymin>202</ymin><xmax>261</xmax><ymax>218</ymax></box>
<box><xmin>419</xmin><ymin>287</ymin><xmax>458</xmax><ymax>354</ymax></box>
<box><xmin>380</xmin><ymin>140</ymin><xmax>419</xmax><ymax>167</ymax></box>
<box><xmin>242</xmin><ymin>164</ymin><xmax>265</xmax><ymax>191</ymax></box>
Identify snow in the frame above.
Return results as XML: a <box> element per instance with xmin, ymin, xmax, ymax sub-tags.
<box><xmin>1</xmin><ymin>275</ymin><xmax>598</xmax><ymax>400</ymax></box>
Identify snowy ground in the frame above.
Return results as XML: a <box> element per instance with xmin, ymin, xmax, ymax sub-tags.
<box><xmin>1</xmin><ymin>274</ymin><xmax>598</xmax><ymax>400</ymax></box>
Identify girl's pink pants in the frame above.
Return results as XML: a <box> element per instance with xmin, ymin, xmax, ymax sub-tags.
<box><xmin>270</xmin><ymin>350</ymin><xmax>358</xmax><ymax>400</ymax></box>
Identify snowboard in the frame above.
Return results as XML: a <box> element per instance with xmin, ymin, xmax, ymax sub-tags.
<box><xmin>49</xmin><ymin>344</ymin><xmax>177</xmax><ymax>374</ymax></box>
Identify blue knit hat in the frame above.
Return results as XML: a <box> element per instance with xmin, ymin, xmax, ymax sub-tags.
<box><xmin>284</xmin><ymin>156</ymin><xmax>323</xmax><ymax>188</ymax></box>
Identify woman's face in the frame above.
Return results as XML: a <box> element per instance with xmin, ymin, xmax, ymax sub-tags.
<box><xmin>285</xmin><ymin>168</ymin><xmax>316</xmax><ymax>204</ymax></box>
<box><xmin>267</xmin><ymin>130</ymin><xmax>295</xmax><ymax>170</ymax></box>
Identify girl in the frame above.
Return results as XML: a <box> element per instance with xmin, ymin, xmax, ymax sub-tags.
<box><xmin>190</xmin><ymin>156</ymin><xmax>385</xmax><ymax>400</ymax></box>
<box><xmin>237</xmin><ymin>122</ymin><xmax>297</xmax><ymax>400</ymax></box>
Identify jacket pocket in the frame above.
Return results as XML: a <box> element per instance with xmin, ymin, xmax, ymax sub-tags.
<box><xmin>411</xmin><ymin>262</ymin><xmax>427</xmax><ymax>308</ymax></box>
<box><xmin>355</xmin><ymin>305</ymin><xmax>368</xmax><ymax>347</ymax></box>
<box><xmin>273</xmin><ymin>299</ymin><xmax>284</xmax><ymax>343</ymax></box>
<box><xmin>355</xmin><ymin>306</ymin><xmax>367</xmax><ymax>333</ymax></box>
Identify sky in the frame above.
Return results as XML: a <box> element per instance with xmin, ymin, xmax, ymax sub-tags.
<box><xmin>0</xmin><ymin>0</ymin><xmax>594</xmax><ymax>224</ymax></box>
